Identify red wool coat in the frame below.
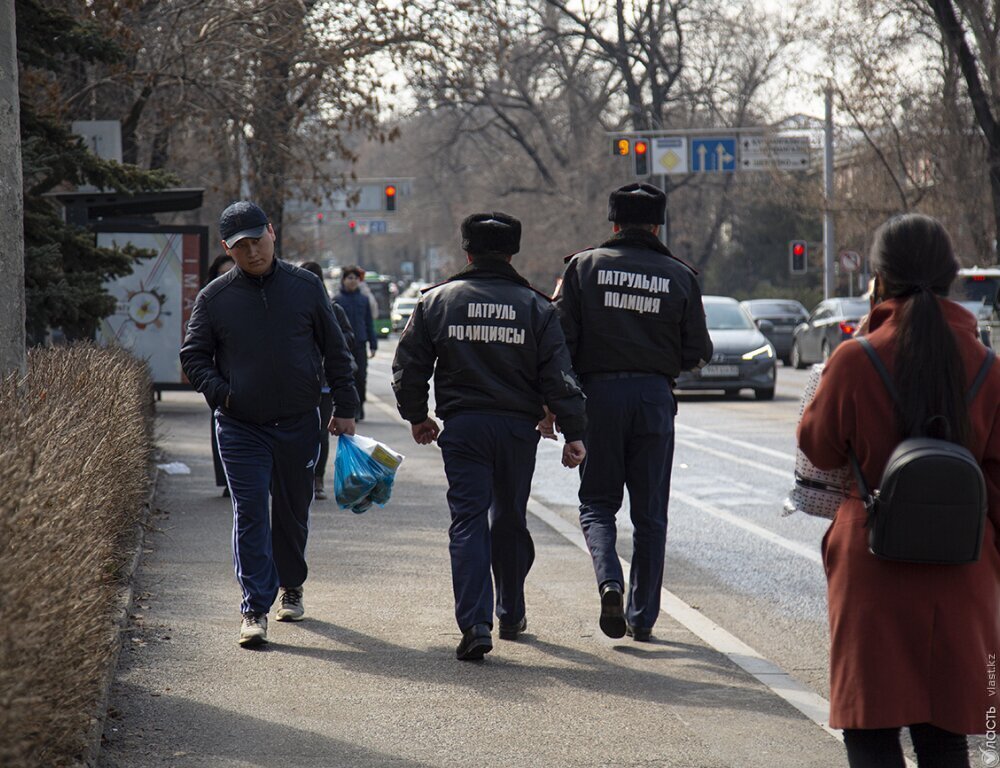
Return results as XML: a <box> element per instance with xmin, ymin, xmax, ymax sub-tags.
<box><xmin>798</xmin><ymin>298</ymin><xmax>1000</xmax><ymax>734</ymax></box>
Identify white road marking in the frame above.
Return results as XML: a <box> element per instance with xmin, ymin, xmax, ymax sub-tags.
<box><xmin>676</xmin><ymin>422</ymin><xmax>796</xmax><ymax>462</ymax></box>
<box><xmin>675</xmin><ymin>437</ymin><xmax>792</xmax><ymax>478</ymax></box>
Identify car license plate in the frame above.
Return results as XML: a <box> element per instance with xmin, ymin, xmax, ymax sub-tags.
<box><xmin>701</xmin><ymin>364</ymin><xmax>739</xmax><ymax>377</ymax></box>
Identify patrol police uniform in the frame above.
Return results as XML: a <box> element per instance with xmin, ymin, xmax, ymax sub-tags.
<box><xmin>555</xmin><ymin>184</ymin><xmax>712</xmax><ymax>638</ymax></box>
<box><xmin>392</xmin><ymin>213</ymin><xmax>587</xmax><ymax>659</ymax></box>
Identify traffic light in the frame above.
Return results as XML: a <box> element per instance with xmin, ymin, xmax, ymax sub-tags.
<box><xmin>348</xmin><ymin>219</ymin><xmax>357</xmax><ymax>234</ymax></box>
<box><xmin>789</xmin><ymin>240</ymin><xmax>808</xmax><ymax>274</ymax></box>
<box><xmin>634</xmin><ymin>139</ymin><xmax>649</xmax><ymax>176</ymax></box>
<box><xmin>613</xmin><ymin>137</ymin><xmax>631</xmax><ymax>156</ymax></box>
<box><xmin>384</xmin><ymin>184</ymin><xmax>397</xmax><ymax>212</ymax></box>
<box><xmin>316</xmin><ymin>212</ymin><xmax>324</xmax><ymax>224</ymax></box>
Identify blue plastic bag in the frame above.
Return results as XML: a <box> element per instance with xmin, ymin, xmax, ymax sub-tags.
<box><xmin>333</xmin><ymin>434</ymin><xmax>403</xmax><ymax>513</ymax></box>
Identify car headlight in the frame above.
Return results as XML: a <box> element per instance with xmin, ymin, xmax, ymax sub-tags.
<box><xmin>742</xmin><ymin>345</ymin><xmax>774</xmax><ymax>360</ymax></box>
<box><xmin>392</xmin><ymin>313</ymin><xmax>402</xmax><ymax>322</ymax></box>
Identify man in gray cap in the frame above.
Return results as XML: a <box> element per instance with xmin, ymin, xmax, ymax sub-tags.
<box><xmin>393</xmin><ymin>211</ymin><xmax>587</xmax><ymax>660</ymax></box>
<box><xmin>180</xmin><ymin>201</ymin><xmax>358</xmax><ymax>647</ymax></box>
<box><xmin>552</xmin><ymin>183</ymin><xmax>712</xmax><ymax>642</ymax></box>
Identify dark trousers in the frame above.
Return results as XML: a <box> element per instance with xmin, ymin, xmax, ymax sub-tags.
<box><xmin>352</xmin><ymin>343</ymin><xmax>368</xmax><ymax>417</ymax></box>
<box><xmin>843</xmin><ymin>724</ymin><xmax>969</xmax><ymax>768</ymax></box>
<box><xmin>438</xmin><ymin>413</ymin><xmax>540</xmax><ymax>631</ymax></box>
<box><xmin>210</xmin><ymin>411</ymin><xmax>227</xmax><ymax>488</ymax></box>
<box><xmin>215</xmin><ymin>409</ymin><xmax>320</xmax><ymax>614</ymax></box>
<box><xmin>317</xmin><ymin>392</ymin><xmax>333</xmax><ymax>480</ymax></box>
<box><xmin>578</xmin><ymin>375</ymin><xmax>675</xmax><ymax>630</ymax></box>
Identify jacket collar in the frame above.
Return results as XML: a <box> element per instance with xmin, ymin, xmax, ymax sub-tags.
<box><xmin>237</xmin><ymin>257</ymin><xmax>279</xmax><ymax>284</ymax></box>
<box><xmin>445</xmin><ymin>257</ymin><xmax>532</xmax><ymax>289</ymax></box>
<box><xmin>595</xmin><ymin>229</ymin><xmax>698</xmax><ymax>274</ymax></box>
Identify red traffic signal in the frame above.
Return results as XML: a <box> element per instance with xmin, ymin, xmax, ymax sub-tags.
<box><xmin>348</xmin><ymin>219</ymin><xmax>357</xmax><ymax>233</ymax></box>
<box><xmin>634</xmin><ymin>139</ymin><xmax>649</xmax><ymax>176</ymax></box>
<box><xmin>316</xmin><ymin>212</ymin><xmax>324</xmax><ymax>223</ymax></box>
<box><xmin>789</xmin><ymin>240</ymin><xmax>808</xmax><ymax>274</ymax></box>
<box><xmin>385</xmin><ymin>184</ymin><xmax>397</xmax><ymax>211</ymax></box>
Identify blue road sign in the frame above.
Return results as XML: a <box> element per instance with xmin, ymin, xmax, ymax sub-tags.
<box><xmin>369</xmin><ymin>220</ymin><xmax>387</xmax><ymax>234</ymax></box>
<box><xmin>691</xmin><ymin>137</ymin><xmax>737</xmax><ymax>172</ymax></box>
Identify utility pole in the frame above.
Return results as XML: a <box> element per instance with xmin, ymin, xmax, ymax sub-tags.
<box><xmin>0</xmin><ymin>0</ymin><xmax>26</xmax><ymax>377</ymax></box>
<box><xmin>823</xmin><ymin>84</ymin><xmax>836</xmax><ymax>300</ymax></box>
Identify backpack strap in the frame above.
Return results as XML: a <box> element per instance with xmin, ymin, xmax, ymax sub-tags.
<box><xmin>966</xmin><ymin>348</ymin><xmax>996</xmax><ymax>403</ymax></box>
<box><xmin>855</xmin><ymin>337</ymin><xmax>902</xmax><ymax>409</ymax></box>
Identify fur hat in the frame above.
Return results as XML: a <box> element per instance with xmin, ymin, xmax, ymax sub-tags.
<box><xmin>608</xmin><ymin>183</ymin><xmax>666</xmax><ymax>225</ymax></box>
<box><xmin>461</xmin><ymin>212</ymin><xmax>521</xmax><ymax>256</ymax></box>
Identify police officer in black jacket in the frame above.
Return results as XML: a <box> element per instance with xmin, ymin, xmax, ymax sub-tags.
<box><xmin>180</xmin><ymin>201</ymin><xmax>358</xmax><ymax>648</ymax></box>
<box><xmin>393</xmin><ymin>212</ymin><xmax>588</xmax><ymax>661</ymax></box>
<box><xmin>553</xmin><ymin>183</ymin><xmax>712</xmax><ymax>642</ymax></box>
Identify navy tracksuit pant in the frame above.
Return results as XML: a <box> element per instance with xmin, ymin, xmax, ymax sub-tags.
<box><xmin>578</xmin><ymin>375</ymin><xmax>676</xmax><ymax>631</ymax></box>
<box><xmin>215</xmin><ymin>409</ymin><xmax>320</xmax><ymax>615</ymax></box>
<box><xmin>438</xmin><ymin>413</ymin><xmax>540</xmax><ymax>632</ymax></box>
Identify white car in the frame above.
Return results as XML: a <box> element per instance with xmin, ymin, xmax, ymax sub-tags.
<box><xmin>391</xmin><ymin>297</ymin><xmax>419</xmax><ymax>331</ymax></box>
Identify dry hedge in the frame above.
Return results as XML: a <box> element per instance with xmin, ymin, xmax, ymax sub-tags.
<box><xmin>0</xmin><ymin>344</ymin><xmax>154</xmax><ymax>767</ymax></box>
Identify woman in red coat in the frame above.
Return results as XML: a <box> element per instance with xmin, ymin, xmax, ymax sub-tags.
<box><xmin>799</xmin><ymin>214</ymin><xmax>1000</xmax><ymax>768</ymax></box>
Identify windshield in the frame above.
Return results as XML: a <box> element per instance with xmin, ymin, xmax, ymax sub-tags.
<box><xmin>366</xmin><ymin>281</ymin><xmax>392</xmax><ymax>316</ymax></box>
<box><xmin>746</xmin><ymin>301</ymin><xmax>805</xmax><ymax>316</ymax></box>
<box><xmin>951</xmin><ymin>276</ymin><xmax>1000</xmax><ymax>307</ymax></box>
<box><xmin>838</xmin><ymin>299</ymin><xmax>870</xmax><ymax>319</ymax></box>
<box><xmin>705</xmin><ymin>302</ymin><xmax>754</xmax><ymax>330</ymax></box>
<box><xmin>394</xmin><ymin>298</ymin><xmax>418</xmax><ymax>310</ymax></box>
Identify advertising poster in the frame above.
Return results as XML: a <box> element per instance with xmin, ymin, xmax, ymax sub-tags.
<box><xmin>96</xmin><ymin>228</ymin><xmax>206</xmax><ymax>388</ymax></box>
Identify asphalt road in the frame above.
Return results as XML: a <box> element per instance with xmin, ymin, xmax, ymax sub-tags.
<box><xmin>100</xmin><ymin>344</ymin><xmax>972</xmax><ymax>766</ymax></box>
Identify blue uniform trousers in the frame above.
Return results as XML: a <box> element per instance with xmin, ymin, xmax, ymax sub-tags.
<box><xmin>215</xmin><ymin>409</ymin><xmax>320</xmax><ymax>614</ymax></box>
<box><xmin>578</xmin><ymin>375</ymin><xmax>676</xmax><ymax>630</ymax></box>
<box><xmin>438</xmin><ymin>413</ymin><xmax>540</xmax><ymax>631</ymax></box>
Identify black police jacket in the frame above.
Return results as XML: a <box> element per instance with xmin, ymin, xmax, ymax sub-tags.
<box><xmin>555</xmin><ymin>229</ymin><xmax>713</xmax><ymax>378</ymax></box>
<box><xmin>180</xmin><ymin>259</ymin><xmax>359</xmax><ymax>423</ymax></box>
<box><xmin>392</xmin><ymin>259</ymin><xmax>587</xmax><ymax>441</ymax></box>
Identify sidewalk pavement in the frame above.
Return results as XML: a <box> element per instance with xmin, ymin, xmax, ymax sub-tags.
<box><xmin>99</xmin><ymin>390</ymin><xmax>845</xmax><ymax>768</ymax></box>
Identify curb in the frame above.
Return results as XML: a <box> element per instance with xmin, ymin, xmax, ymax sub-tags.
<box><xmin>81</xmin><ymin>466</ymin><xmax>161</xmax><ymax>768</ymax></box>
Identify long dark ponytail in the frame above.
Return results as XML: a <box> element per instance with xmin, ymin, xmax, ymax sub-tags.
<box><xmin>869</xmin><ymin>214</ymin><xmax>969</xmax><ymax>447</ymax></box>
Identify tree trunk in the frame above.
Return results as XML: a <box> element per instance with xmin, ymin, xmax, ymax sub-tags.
<box><xmin>0</xmin><ymin>0</ymin><xmax>26</xmax><ymax>374</ymax></box>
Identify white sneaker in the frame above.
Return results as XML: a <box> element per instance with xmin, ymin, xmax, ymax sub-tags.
<box><xmin>239</xmin><ymin>612</ymin><xmax>268</xmax><ymax>646</ymax></box>
<box><xmin>275</xmin><ymin>586</ymin><xmax>305</xmax><ymax>622</ymax></box>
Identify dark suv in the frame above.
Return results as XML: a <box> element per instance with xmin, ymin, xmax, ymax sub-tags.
<box><xmin>740</xmin><ymin>299</ymin><xmax>808</xmax><ymax>365</ymax></box>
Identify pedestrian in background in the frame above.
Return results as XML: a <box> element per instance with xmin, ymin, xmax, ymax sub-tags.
<box><xmin>553</xmin><ymin>183</ymin><xmax>712</xmax><ymax>642</ymax></box>
<box><xmin>799</xmin><ymin>213</ymin><xmax>1000</xmax><ymax>768</ymax></box>
<box><xmin>335</xmin><ymin>265</ymin><xmax>377</xmax><ymax>421</ymax></box>
<box><xmin>206</xmin><ymin>253</ymin><xmax>236</xmax><ymax>498</ymax></box>
<box><xmin>300</xmin><ymin>261</ymin><xmax>356</xmax><ymax>500</ymax></box>
<box><xmin>393</xmin><ymin>212</ymin><xmax>587</xmax><ymax>660</ymax></box>
<box><xmin>180</xmin><ymin>201</ymin><xmax>358</xmax><ymax>648</ymax></box>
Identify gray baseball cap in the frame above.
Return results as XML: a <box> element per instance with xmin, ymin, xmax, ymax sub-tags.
<box><xmin>219</xmin><ymin>201</ymin><xmax>269</xmax><ymax>247</ymax></box>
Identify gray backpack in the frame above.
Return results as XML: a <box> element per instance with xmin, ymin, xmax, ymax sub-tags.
<box><xmin>848</xmin><ymin>337</ymin><xmax>995</xmax><ymax>565</ymax></box>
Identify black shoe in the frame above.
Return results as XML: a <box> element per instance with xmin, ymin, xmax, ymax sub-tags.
<box><xmin>599</xmin><ymin>583</ymin><xmax>627</xmax><ymax>639</ymax></box>
<box><xmin>626</xmin><ymin>624</ymin><xmax>652</xmax><ymax>642</ymax></box>
<box><xmin>456</xmin><ymin>624</ymin><xmax>493</xmax><ymax>660</ymax></box>
<box><xmin>498</xmin><ymin>616</ymin><xmax>527</xmax><ymax>641</ymax></box>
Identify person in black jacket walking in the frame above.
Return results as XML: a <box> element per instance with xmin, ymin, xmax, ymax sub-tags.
<box><xmin>553</xmin><ymin>183</ymin><xmax>712</xmax><ymax>642</ymax></box>
<box><xmin>393</xmin><ymin>212</ymin><xmax>588</xmax><ymax>661</ymax></box>
<box><xmin>334</xmin><ymin>265</ymin><xmax>377</xmax><ymax>421</ymax></box>
<box><xmin>180</xmin><ymin>201</ymin><xmax>358</xmax><ymax>648</ymax></box>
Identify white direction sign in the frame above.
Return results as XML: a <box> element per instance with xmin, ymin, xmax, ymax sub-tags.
<box><xmin>652</xmin><ymin>137</ymin><xmax>688</xmax><ymax>174</ymax></box>
<box><xmin>839</xmin><ymin>250</ymin><xmax>862</xmax><ymax>273</ymax></box>
<box><xmin>738</xmin><ymin>134</ymin><xmax>810</xmax><ymax>171</ymax></box>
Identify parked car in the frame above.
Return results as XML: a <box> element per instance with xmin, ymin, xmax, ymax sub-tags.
<box><xmin>740</xmin><ymin>299</ymin><xmax>808</xmax><ymax>365</ymax></box>
<box><xmin>391</xmin><ymin>296</ymin><xmax>419</xmax><ymax>331</ymax></box>
<box><xmin>790</xmin><ymin>297</ymin><xmax>870</xmax><ymax>368</ymax></box>
<box><xmin>950</xmin><ymin>266</ymin><xmax>999</xmax><ymax>348</ymax></box>
<box><xmin>675</xmin><ymin>296</ymin><xmax>777</xmax><ymax>400</ymax></box>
